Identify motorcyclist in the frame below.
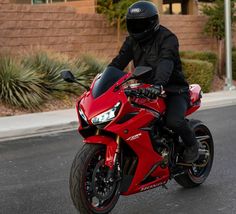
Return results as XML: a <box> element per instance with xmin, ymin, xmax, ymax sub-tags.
<box><xmin>109</xmin><ymin>1</ymin><xmax>199</xmax><ymax>163</ymax></box>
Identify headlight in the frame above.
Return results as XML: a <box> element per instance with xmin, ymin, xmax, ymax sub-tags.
<box><xmin>79</xmin><ymin>108</ymin><xmax>88</xmax><ymax>124</ymax></box>
<box><xmin>91</xmin><ymin>102</ymin><xmax>121</xmax><ymax>125</ymax></box>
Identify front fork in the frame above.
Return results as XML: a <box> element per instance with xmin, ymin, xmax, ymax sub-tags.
<box><xmin>84</xmin><ymin>131</ymin><xmax>121</xmax><ymax>171</ymax></box>
<box><xmin>106</xmin><ymin>135</ymin><xmax>122</xmax><ymax>181</ymax></box>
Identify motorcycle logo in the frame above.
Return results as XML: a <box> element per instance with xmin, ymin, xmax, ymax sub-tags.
<box><xmin>126</xmin><ymin>133</ymin><xmax>142</xmax><ymax>141</ymax></box>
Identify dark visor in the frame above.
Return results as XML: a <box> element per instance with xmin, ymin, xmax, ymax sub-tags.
<box><xmin>126</xmin><ymin>16</ymin><xmax>156</xmax><ymax>34</ymax></box>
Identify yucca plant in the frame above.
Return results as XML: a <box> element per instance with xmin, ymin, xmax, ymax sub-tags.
<box><xmin>22</xmin><ymin>51</ymin><xmax>108</xmax><ymax>97</ymax></box>
<box><xmin>0</xmin><ymin>55</ymin><xmax>48</xmax><ymax>110</ymax></box>
<box><xmin>22</xmin><ymin>51</ymin><xmax>82</xmax><ymax>96</ymax></box>
<box><xmin>74</xmin><ymin>54</ymin><xmax>108</xmax><ymax>87</ymax></box>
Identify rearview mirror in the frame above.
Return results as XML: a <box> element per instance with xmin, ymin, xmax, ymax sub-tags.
<box><xmin>132</xmin><ymin>66</ymin><xmax>152</xmax><ymax>79</ymax></box>
<box><xmin>61</xmin><ymin>69</ymin><xmax>75</xmax><ymax>83</ymax></box>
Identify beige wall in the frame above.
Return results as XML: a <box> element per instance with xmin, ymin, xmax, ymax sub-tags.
<box><xmin>0</xmin><ymin>1</ymin><xmax>230</xmax><ymax>60</ymax></box>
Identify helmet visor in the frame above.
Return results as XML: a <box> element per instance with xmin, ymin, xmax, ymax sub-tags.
<box><xmin>126</xmin><ymin>16</ymin><xmax>157</xmax><ymax>34</ymax></box>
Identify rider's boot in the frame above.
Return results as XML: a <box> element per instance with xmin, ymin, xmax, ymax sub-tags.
<box><xmin>183</xmin><ymin>142</ymin><xmax>199</xmax><ymax>163</ymax></box>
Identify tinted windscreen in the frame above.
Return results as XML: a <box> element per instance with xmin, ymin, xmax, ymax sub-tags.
<box><xmin>92</xmin><ymin>66</ymin><xmax>126</xmax><ymax>98</ymax></box>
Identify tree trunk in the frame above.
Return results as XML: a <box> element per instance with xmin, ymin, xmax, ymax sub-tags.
<box><xmin>117</xmin><ymin>16</ymin><xmax>121</xmax><ymax>51</ymax></box>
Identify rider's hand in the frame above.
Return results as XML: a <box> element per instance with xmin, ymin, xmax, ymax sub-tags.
<box><xmin>139</xmin><ymin>85</ymin><xmax>163</xmax><ymax>99</ymax></box>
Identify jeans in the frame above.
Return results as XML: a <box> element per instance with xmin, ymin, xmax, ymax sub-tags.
<box><xmin>165</xmin><ymin>93</ymin><xmax>197</xmax><ymax>147</ymax></box>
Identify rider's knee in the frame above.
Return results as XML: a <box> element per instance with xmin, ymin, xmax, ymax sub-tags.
<box><xmin>166</xmin><ymin>116</ymin><xmax>185</xmax><ymax>132</ymax></box>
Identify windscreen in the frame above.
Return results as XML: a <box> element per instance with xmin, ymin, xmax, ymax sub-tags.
<box><xmin>92</xmin><ymin>66</ymin><xmax>126</xmax><ymax>98</ymax></box>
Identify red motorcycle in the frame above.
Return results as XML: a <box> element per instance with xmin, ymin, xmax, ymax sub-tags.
<box><xmin>61</xmin><ymin>66</ymin><xmax>214</xmax><ymax>214</ymax></box>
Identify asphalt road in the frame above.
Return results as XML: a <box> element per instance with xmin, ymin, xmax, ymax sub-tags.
<box><xmin>1</xmin><ymin>105</ymin><xmax>236</xmax><ymax>214</ymax></box>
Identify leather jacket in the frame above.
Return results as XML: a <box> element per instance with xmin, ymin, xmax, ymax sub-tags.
<box><xmin>109</xmin><ymin>25</ymin><xmax>189</xmax><ymax>94</ymax></box>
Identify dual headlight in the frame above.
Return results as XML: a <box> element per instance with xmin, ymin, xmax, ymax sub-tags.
<box><xmin>79</xmin><ymin>102</ymin><xmax>121</xmax><ymax>126</ymax></box>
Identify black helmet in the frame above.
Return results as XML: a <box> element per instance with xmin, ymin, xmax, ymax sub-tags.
<box><xmin>126</xmin><ymin>1</ymin><xmax>160</xmax><ymax>42</ymax></box>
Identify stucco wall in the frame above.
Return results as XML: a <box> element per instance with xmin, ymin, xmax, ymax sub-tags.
<box><xmin>0</xmin><ymin>1</ymin><xmax>225</xmax><ymax>60</ymax></box>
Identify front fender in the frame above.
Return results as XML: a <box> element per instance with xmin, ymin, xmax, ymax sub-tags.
<box><xmin>83</xmin><ymin>135</ymin><xmax>117</xmax><ymax>169</ymax></box>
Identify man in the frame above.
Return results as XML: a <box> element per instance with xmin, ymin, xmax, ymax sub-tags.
<box><xmin>109</xmin><ymin>1</ymin><xmax>199</xmax><ymax>163</ymax></box>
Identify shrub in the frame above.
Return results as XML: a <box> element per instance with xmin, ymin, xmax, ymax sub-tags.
<box><xmin>0</xmin><ymin>51</ymin><xmax>108</xmax><ymax>111</ymax></box>
<box><xmin>182</xmin><ymin>58</ymin><xmax>214</xmax><ymax>92</ymax></box>
<box><xmin>232</xmin><ymin>51</ymin><xmax>236</xmax><ymax>80</ymax></box>
<box><xmin>74</xmin><ymin>54</ymin><xmax>108</xmax><ymax>87</ymax></box>
<box><xmin>180</xmin><ymin>51</ymin><xmax>218</xmax><ymax>73</ymax></box>
<box><xmin>22</xmin><ymin>51</ymin><xmax>77</xmax><ymax>96</ymax></box>
<box><xmin>22</xmin><ymin>51</ymin><xmax>107</xmax><ymax>97</ymax></box>
<box><xmin>0</xmin><ymin>55</ymin><xmax>48</xmax><ymax>110</ymax></box>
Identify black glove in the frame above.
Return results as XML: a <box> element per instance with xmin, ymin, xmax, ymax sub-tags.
<box><xmin>139</xmin><ymin>85</ymin><xmax>162</xmax><ymax>99</ymax></box>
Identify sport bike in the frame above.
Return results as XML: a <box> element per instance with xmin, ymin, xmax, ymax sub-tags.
<box><xmin>61</xmin><ymin>66</ymin><xmax>214</xmax><ymax>214</ymax></box>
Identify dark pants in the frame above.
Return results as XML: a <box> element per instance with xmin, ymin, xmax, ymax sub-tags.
<box><xmin>165</xmin><ymin>93</ymin><xmax>197</xmax><ymax>147</ymax></box>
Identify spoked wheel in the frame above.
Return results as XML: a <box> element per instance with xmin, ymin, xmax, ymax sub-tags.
<box><xmin>174</xmin><ymin>119</ymin><xmax>214</xmax><ymax>188</ymax></box>
<box><xmin>69</xmin><ymin>144</ymin><xmax>121</xmax><ymax>214</ymax></box>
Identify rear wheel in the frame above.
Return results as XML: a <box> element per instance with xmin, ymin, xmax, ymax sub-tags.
<box><xmin>174</xmin><ymin>119</ymin><xmax>214</xmax><ymax>188</ymax></box>
<box><xmin>69</xmin><ymin>144</ymin><xmax>121</xmax><ymax>214</ymax></box>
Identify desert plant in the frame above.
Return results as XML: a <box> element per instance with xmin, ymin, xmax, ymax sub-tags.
<box><xmin>22</xmin><ymin>51</ymin><xmax>108</xmax><ymax>96</ymax></box>
<box><xmin>182</xmin><ymin>58</ymin><xmax>214</xmax><ymax>92</ymax></box>
<box><xmin>74</xmin><ymin>54</ymin><xmax>108</xmax><ymax>87</ymax></box>
<box><xmin>0</xmin><ymin>55</ymin><xmax>48</xmax><ymax>110</ymax></box>
<box><xmin>0</xmin><ymin>51</ymin><xmax>109</xmax><ymax>111</ymax></box>
<box><xmin>22</xmin><ymin>51</ymin><xmax>75</xmax><ymax>95</ymax></box>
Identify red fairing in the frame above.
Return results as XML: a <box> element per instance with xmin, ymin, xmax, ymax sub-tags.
<box><xmin>77</xmin><ymin>69</ymin><xmax>202</xmax><ymax>195</ymax></box>
<box><xmin>186</xmin><ymin>84</ymin><xmax>202</xmax><ymax>116</ymax></box>
<box><xmin>83</xmin><ymin>135</ymin><xmax>117</xmax><ymax>169</ymax></box>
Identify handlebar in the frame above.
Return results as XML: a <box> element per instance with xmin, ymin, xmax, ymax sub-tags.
<box><xmin>124</xmin><ymin>88</ymin><xmax>145</xmax><ymax>98</ymax></box>
<box><xmin>124</xmin><ymin>88</ymin><xmax>166</xmax><ymax>99</ymax></box>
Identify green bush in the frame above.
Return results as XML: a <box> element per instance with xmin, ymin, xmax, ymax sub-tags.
<box><xmin>0</xmin><ymin>55</ymin><xmax>48</xmax><ymax>110</ymax></box>
<box><xmin>180</xmin><ymin>51</ymin><xmax>218</xmax><ymax>73</ymax></box>
<box><xmin>232</xmin><ymin>51</ymin><xmax>236</xmax><ymax>80</ymax></box>
<box><xmin>182</xmin><ymin>58</ymin><xmax>214</xmax><ymax>92</ymax></box>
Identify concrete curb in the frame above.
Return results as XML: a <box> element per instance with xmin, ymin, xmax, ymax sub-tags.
<box><xmin>0</xmin><ymin>109</ymin><xmax>78</xmax><ymax>142</ymax></box>
<box><xmin>0</xmin><ymin>90</ymin><xmax>236</xmax><ymax>142</ymax></box>
<box><xmin>0</xmin><ymin>122</ymin><xmax>77</xmax><ymax>142</ymax></box>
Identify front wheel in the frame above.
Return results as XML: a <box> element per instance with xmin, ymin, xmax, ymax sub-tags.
<box><xmin>69</xmin><ymin>144</ymin><xmax>121</xmax><ymax>214</ymax></box>
<box><xmin>174</xmin><ymin>119</ymin><xmax>214</xmax><ymax>188</ymax></box>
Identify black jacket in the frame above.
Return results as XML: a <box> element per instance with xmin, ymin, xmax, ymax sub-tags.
<box><xmin>109</xmin><ymin>25</ymin><xmax>189</xmax><ymax>93</ymax></box>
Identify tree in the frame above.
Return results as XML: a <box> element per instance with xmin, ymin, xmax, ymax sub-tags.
<box><xmin>201</xmin><ymin>0</ymin><xmax>236</xmax><ymax>76</ymax></box>
<box><xmin>97</xmin><ymin>0</ymin><xmax>143</xmax><ymax>48</ymax></box>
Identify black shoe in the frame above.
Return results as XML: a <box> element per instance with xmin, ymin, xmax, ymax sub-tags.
<box><xmin>183</xmin><ymin>142</ymin><xmax>199</xmax><ymax>163</ymax></box>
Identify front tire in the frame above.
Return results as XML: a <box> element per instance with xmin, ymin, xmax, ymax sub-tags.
<box><xmin>174</xmin><ymin>119</ymin><xmax>214</xmax><ymax>188</ymax></box>
<box><xmin>69</xmin><ymin>144</ymin><xmax>120</xmax><ymax>214</ymax></box>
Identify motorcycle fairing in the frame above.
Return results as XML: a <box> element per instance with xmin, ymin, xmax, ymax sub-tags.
<box><xmin>83</xmin><ymin>135</ymin><xmax>117</xmax><ymax>169</ymax></box>
<box><xmin>77</xmin><ymin>68</ymin><xmax>201</xmax><ymax>196</ymax></box>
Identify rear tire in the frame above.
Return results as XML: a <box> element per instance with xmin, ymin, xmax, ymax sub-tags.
<box><xmin>174</xmin><ymin>119</ymin><xmax>214</xmax><ymax>188</ymax></box>
<box><xmin>69</xmin><ymin>144</ymin><xmax>120</xmax><ymax>214</ymax></box>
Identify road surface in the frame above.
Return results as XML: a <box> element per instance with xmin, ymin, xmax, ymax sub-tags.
<box><xmin>1</xmin><ymin>105</ymin><xmax>236</xmax><ymax>214</ymax></box>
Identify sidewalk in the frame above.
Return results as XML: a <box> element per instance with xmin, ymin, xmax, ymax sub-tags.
<box><xmin>0</xmin><ymin>90</ymin><xmax>236</xmax><ymax>142</ymax></box>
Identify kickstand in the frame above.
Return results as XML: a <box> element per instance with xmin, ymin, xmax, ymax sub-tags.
<box><xmin>162</xmin><ymin>184</ymin><xmax>168</xmax><ymax>190</ymax></box>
